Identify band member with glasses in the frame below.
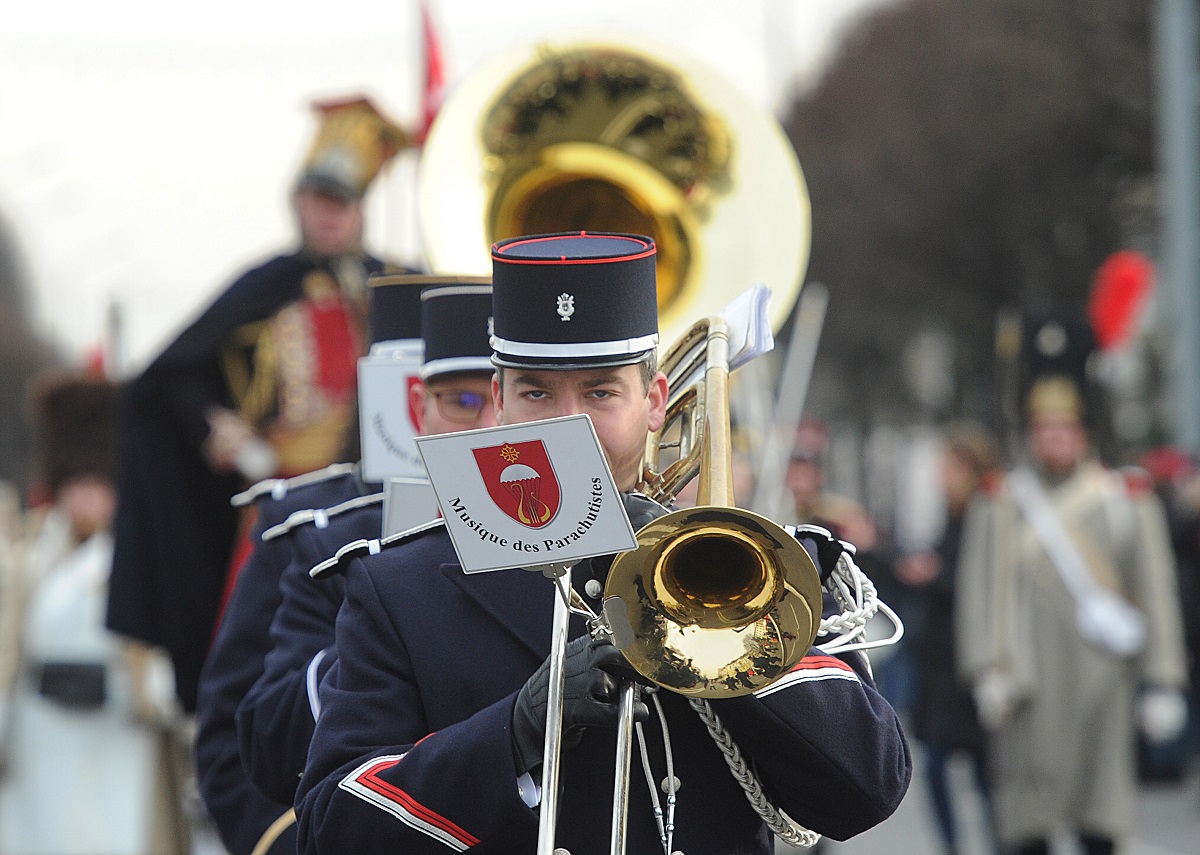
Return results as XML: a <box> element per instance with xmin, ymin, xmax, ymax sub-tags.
<box><xmin>194</xmin><ymin>276</ymin><xmax>425</xmax><ymax>855</ymax></box>
<box><xmin>295</xmin><ymin>232</ymin><xmax>910</xmax><ymax>854</ymax></box>
<box><xmin>235</xmin><ymin>282</ymin><xmax>496</xmax><ymax>808</ymax></box>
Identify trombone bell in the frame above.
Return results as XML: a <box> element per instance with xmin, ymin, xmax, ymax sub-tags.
<box><xmin>605</xmin><ymin>506</ymin><xmax>823</xmax><ymax>699</ymax></box>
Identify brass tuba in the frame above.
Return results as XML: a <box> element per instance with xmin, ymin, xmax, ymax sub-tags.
<box><xmin>417</xmin><ymin>37</ymin><xmax>811</xmax><ymax>348</ymax></box>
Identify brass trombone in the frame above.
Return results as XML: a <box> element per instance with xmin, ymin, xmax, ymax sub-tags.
<box><xmin>536</xmin><ymin>316</ymin><xmax>824</xmax><ymax>855</ymax></box>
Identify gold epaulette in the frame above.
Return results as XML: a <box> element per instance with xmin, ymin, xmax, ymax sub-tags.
<box><xmin>261</xmin><ymin>492</ymin><xmax>386</xmax><ymax>542</ymax></box>
<box><xmin>231</xmin><ymin>462</ymin><xmax>358</xmax><ymax>508</ymax></box>
<box><xmin>309</xmin><ymin>519</ymin><xmax>445</xmax><ymax>580</ymax></box>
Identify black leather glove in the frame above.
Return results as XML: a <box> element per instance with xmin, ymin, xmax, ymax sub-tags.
<box><xmin>511</xmin><ymin>635</ymin><xmax>648</xmax><ymax>776</ymax></box>
<box><xmin>792</xmin><ymin>524</ymin><xmax>851</xmax><ymax>583</ymax></box>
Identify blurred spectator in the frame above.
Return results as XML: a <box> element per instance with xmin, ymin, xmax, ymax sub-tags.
<box><xmin>106</xmin><ymin>97</ymin><xmax>417</xmax><ymax>715</ymax></box>
<box><xmin>0</xmin><ymin>371</ymin><xmax>179</xmax><ymax>855</ymax></box>
<box><xmin>1138</xmin><ymin>446</ymin><xmax>1200</xmax><ymax>781</ymax></box>
<box><xmin>956</xmin><ymin>375</ymin><xmax>1189</xmax><ymax>855</ymax></box>
<box><xmin>782</xmin><ymin>421</ymin><xmax>912</xmax><ymax>708</ymax></box>
<box><xmin>785</xmin><ymin>420</ymin><xmax>879</xmax><ymax>548</ymax></box>
<box><xmin>895</xmin><ymin>422</ymin><xmax>1000</xmax><ymax>855</ymax></box>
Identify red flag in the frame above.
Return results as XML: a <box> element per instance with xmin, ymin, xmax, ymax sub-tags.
<box><xmin>418</xmin><ymin>0</ymin><xmax>446</xmax><ymax>145</ymax></box>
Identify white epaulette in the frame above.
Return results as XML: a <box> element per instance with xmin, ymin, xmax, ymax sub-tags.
<box><xmin>309</xmin><ymin>519</ymin><xmax>445</xmax><ymax>581</ymax></box>
<box><xmin>261</xmin><ymin>493</ymin><xmax>386</xmax><ymax>542</ymax></box>
<box><xmin>231</xmin><ymin>462</ymin><xmax>358</xmax><ymax>508</ymax></box>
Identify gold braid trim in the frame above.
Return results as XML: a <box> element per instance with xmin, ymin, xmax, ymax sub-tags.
<box><xmin>219</xmin><ymin>320</ymin><xmax>279</xmax><ymax>429</ymax></box>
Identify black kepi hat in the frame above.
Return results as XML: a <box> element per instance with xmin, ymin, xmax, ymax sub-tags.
<box><xmin>368</xmin><ymin>274</ymin><xmax>429</xmax><ymax>344</ymax></box>
<box><xmin>490</xmin><ymin>231</ymin><xmax>658</xmax><ymax>369</ymax></box>
<box><xmin>420</xmin><ymin>279</ymin><xmax>494</xmax><ymax>380</ymax></box>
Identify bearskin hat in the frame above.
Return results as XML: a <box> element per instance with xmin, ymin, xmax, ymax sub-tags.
<box><xmin>26</xmin><ymin>371</ymin><xmax>121</xmax><ymax>496</ymax></box>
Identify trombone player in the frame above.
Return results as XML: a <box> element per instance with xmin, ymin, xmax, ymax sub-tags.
<box><xmin>296</xmin><ymin>232</ymin><xmax>910</xmax><ymax>854</ymax></box>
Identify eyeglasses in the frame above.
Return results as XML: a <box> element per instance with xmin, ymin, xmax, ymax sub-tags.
<box><xmin>430</xmin><ymin>389</ymin><xmax>489</xmax><ymax>423</ymax></box>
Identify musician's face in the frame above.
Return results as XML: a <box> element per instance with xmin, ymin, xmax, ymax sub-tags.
<box><xmin>411</xmin><ymin>373</ymin><xmax>498</xmax><ymax>436</ymax></box>
<box><xmin>494</xmin><ymin>364</ymin><xmax>668</xmax><ymax>491</ymax></box>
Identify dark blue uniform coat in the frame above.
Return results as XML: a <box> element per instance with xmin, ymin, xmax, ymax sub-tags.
<box><xmin>195</xmin><ymin>470</ymin><xmax>365</xmax><ymax>855</ymax></box>
<box><xmin>237</xmin><ymin>502</ymin><xmax>383</xmax><ymax>803</ymax></box>
<box><xmin>296</xmin><ymin>526</ymin><xmax>911</xmax><ymax>854</ymax></box>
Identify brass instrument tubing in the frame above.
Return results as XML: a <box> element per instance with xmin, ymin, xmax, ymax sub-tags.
<box><xmin>609</xmin><ymin>682</ymin><xmax>638</xmax><ymax>855</ymax></box>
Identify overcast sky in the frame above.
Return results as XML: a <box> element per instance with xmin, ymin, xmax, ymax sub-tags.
<box><xmin>0</xmin><ymin>0</ymin><xmax>891</xmax><ymax>370</ymax></box>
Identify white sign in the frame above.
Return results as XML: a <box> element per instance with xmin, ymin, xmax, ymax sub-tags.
<box><xmin>414</xmin><ymin>414</ymin><xmax>637</xmax><ymax>573</ymax></box>
<box><xmin>358</xmin><ymin>340</ymin><xmax>425</xmax><ymax>483</ymax></box>
<box><xmin>382</xmin><ymin>477</ymin><xmax>439</xmax><ymax>538</ymax></box>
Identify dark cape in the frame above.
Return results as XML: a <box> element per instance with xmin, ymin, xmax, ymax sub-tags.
<box><xmin>106</xmin><ymin>250</ymin><xmax>388</xmax><ymax>712</ymax></box>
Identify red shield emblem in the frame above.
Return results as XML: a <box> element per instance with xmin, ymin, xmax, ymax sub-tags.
<box><xmin>472</xmin><ymin>440</ymin><xmax>561</xmax><ymax>528</ymax></box>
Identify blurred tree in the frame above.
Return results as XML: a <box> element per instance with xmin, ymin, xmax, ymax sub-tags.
<box><xmin>783</xmin><ymin>0</ymin><xmax>1155</xmax><ymax>429</ymax></box>
<box><xmin>0</xmin><ymin>213</ymin><xmax>61</xmax><ymax>497</ymax></box>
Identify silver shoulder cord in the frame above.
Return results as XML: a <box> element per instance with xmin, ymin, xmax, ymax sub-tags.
<box><xmin>575</xmin><ymin>549</ymin><xmax>902</xmax><ymax>853</ymax></box>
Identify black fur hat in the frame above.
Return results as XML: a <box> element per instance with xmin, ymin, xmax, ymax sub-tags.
<box><xmin>27</xmin><ymin>371</ymin><xmax>121</xmax><ymax>495</ymax></box>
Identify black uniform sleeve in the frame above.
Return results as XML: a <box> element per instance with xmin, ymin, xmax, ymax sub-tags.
<box><xmin>296</xmin><ymin>559</ymin><xmax>538</xmax><ymax>855</ymax></box>
<box><xmin>137</xmin><ymin>256</ymin><xmax>313</xmax><ymax>445</ymax></box>
<box><xmin>194</xmin><ymin>524</ymin><xmax>297</xmax><ymax>855</ymax></box>
<box><xmin>237</xmin><ymin>523</ymin><xmax>345</xmax><ymax>803</ymax></box>
<box><xmin>708</xmin><ymin>643</ymin><xmax>911</xmax><ymax>840</ymax></box>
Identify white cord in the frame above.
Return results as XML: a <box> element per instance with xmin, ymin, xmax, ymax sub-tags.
<box><xmin>816</xmin><ymin>551</ymin><xmax>905</xmax><ymax>654</ymax></box>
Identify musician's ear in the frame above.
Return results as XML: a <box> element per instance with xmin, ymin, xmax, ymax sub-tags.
<box><xmin>410</xmin><ymin>380</ymin><xmax>428</xmax><ymax>434</ymax></box>
<box><xmin>646</xmin><ymin>370</ymin><xmax>668</xmax><ymax>433</ymax></box>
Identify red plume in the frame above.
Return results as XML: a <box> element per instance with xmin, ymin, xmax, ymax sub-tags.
<box><xmin>1088</xmin><ymin>250</ymin><xmax>1154</xmax><ymax>351</ymax></box>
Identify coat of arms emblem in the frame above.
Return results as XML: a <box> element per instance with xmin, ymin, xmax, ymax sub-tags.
<box><xmin>472</xmin><ymin>439</ymin><xmax>561</xmax><ymax>528</ymax></box>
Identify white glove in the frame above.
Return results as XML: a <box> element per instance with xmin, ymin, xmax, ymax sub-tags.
<box><xmin>203</xmin><ymin>407</ymin><xmax>277</xmax><ymax>480</ymax></box>
<box><xmin>974</xmin><ymin>668</ymin><xmax>1020</xmax><ymax>731</ymax></box>
<box><xmin>1139</xmin><ymin>687</ymin><xmax>1188</xmax><ymax>744</ymax></box>
<box><xmin>233</xmin><ymin>437</ymin><xmax>278</xmax><ymax>483</ymax></box>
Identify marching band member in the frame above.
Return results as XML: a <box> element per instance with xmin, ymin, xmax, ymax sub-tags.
<box><xmin>296</xmin><ymin>232</ymin><xmax>910</xmax><ymax>854</ymax></box>
<box><xmin>194</xmin><ymin>275</ymin><xmax>424</xmax><ymax>855</ymax></box>
<box><xmin>236</xmin><ymin>280</ymin><xmax>497</xmax><ymax>805</ymax></box>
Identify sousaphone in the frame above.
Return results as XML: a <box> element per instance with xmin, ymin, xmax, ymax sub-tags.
<box><xmin>417</xmin><ymin>37</ymin><xmax>811</xmax><ymax>348</ymax></box>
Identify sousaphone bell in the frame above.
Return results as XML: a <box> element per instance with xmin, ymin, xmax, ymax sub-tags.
<box><xmin>417</xmin><ymin>37</ymin><xmax>811</xmax><ymax>350</ymax></box>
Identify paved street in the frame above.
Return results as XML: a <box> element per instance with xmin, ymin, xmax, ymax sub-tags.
<box><xmin>806</xmin><ymin>745</ymin><xmax>1200</xmax><ymax>855</ymax></box>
